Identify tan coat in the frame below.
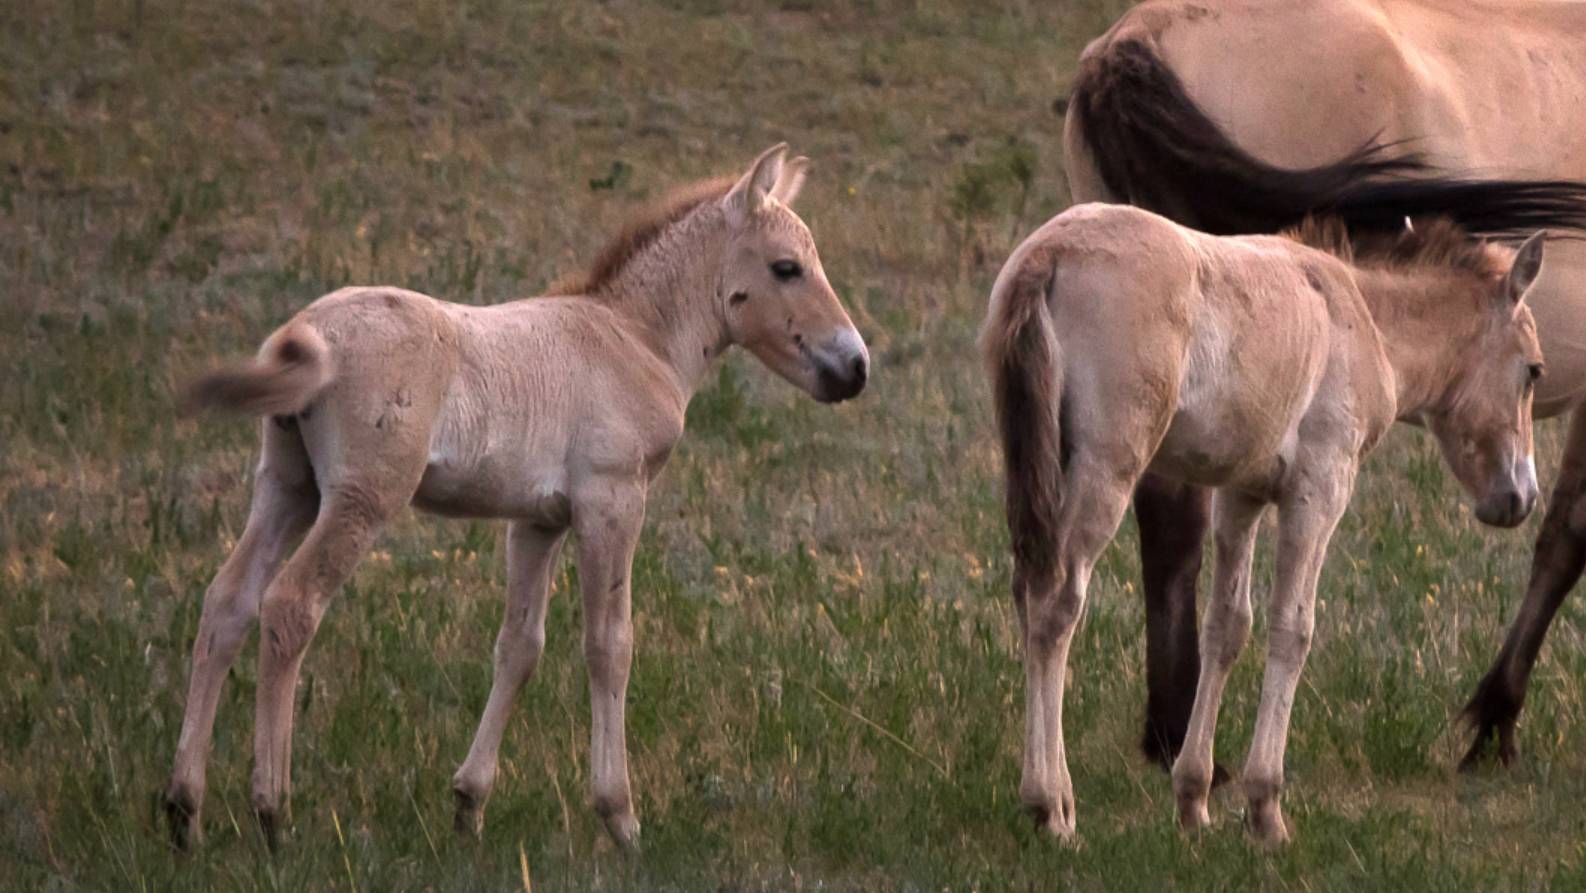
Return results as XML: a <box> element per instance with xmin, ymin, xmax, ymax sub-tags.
<box><xmin>984</xmin><ymin>202</ymin><xmax>1543</xmax><ymax>844</ymax></box>
<box><xmin>162</xmin><ymin>144</ymin><xmax>869</xmax><ymax>851</ymax></box>
<box><xmin>1064</xmin><ymin>0</ymin><xmax>1586</xmax><ymax>774</ymax></box>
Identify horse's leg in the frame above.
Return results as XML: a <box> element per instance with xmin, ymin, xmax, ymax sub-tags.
<box><xmin>1019</xmin><ymin>461</ymin><xmax>1137</xmax><ymax>839</ymax></box>
<box><xmin>1135</xmin><ymin>475</ymin><xmax>1212</xmax><ymax>771</ymax></box>
<box><xmin>1462</xmin><ymin>406</ymin><xmax>1586</xmax><ymax>768</ymax></box>
<box><xmin>452</xmin><ymin>521</ymin><xmax>568</xmax><ymax>834</ymax></box>
<box><xmin>572</xmin><ymin>477</ymin><xmax>646</xmax><ymax>851</ymax></box>
<box><xmin>1171</xmin><ymin>489</ymin><xmax>1263</xmax><ymax>830</ymax></box>
<box><xmin>164</xmin><ymin>420</ymin><xmax>317</xmax><ymax>849</ymax></box>
<box><xmin>1242</xmin><ymin>466</ymin><xmax>1352</xmax><ymax>846</ymax></box>
<box><xmin>250</xmin><ymin>483</ymin><xmax>400</xmax><ymax>847</ymax></box>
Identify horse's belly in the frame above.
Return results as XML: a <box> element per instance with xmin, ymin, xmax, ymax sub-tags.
<box><xmin>1149</xmin><ymin>332</ymin><xmax>1313</xmax><ymax>490</ymax></box>
<box><xmin>412</xmin><ymin>458</ymin><xmax>571</xmax><ymax>523</ymax></box>
<box><xmin>1149</xmin><ymin>408</ymin><xmax>1290</xmax><ymax>491</ymax></box>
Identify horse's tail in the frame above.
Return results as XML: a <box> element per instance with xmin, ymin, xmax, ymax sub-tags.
<box><xmin>1067</xmin><ymin>37</ymin><xmax>1426</xmax><ymax>233</ymax></box>
<box><xmin>181</xmin><ymin>320</ymin><xmax>333</xmax><ymax>417</ymax></box>
<box><xmin>982</xmin><ymin>256</ymin><xmax>1064</xmax><ymax>593</ymax></box>
<box><xmin>1068</xmin><ymin>38</ymin><xmax>1586</xmax><ymax>238</ymax></box>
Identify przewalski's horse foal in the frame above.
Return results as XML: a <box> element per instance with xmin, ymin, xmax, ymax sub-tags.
<box><xmin>163</xmin><ymin>144</ymin><xmax>868</xmax><ymax>851</ymax></box>
<box><xmin>985</xmin><ymin>204</ymin><xmax>1546</xmax><ymax>845</ymax></box>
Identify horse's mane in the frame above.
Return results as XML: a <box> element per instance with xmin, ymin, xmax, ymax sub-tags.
<box><xmin>1283</xmin><ymin>216</ymin><xmax>1509</xmax><ymax>279</ymax></box>
<box><xmin>549</xmin><ymin>176</ymin><xmax>735</xmax><ymax>296</ymax></box>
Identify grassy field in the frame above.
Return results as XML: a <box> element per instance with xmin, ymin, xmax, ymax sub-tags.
<box><xmin>6</xmin><ymin>1</ymin><xmax>1586</xmax><ymax>888</ymax></box>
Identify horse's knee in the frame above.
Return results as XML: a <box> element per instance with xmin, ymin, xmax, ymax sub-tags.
<box><xmin>1204</xmin><ymin>603</ymin><xmax>1253</xmax><ymax>670</ymax></box>
<box><xmin>494</xmin><ymin>625</ymin><xmax>547</xmax><ymax>678</ymax></box>
<box><xmin>583</xmin><ymin>624</ymin><xmax>634</xmax><ymax>685</ymax></box>
<box><xmin>1268</xmin><ymin>622</ymin><xmax>1313</xmax><ymax>665</ymax></box>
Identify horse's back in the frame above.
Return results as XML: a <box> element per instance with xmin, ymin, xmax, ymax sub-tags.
<box><xmin>1151</xmin><ymin>236</ymin><xmax>1349</xmax><ymax>489</ymax></box>
<box><xmin>1082</xmin><ymin>0</ymin><xmax>1586</xmax><ymax>171</ymax></box>
<box><xmin>1007</xmin><ymin>205</ymin><xmax>1348</xmax><ymax>490</ymax></box>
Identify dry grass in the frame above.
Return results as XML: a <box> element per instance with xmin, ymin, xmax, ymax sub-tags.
<box><xmin>5</xmin><ymin>0</ymin><xmax>1586</xmax><ymax>888</ymax></box>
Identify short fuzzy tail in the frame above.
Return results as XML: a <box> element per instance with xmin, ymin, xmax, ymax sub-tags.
<box><xmin>181</xmin><ymin>321</ymin><xmax>333</xmax><ymax>417</ymax></box>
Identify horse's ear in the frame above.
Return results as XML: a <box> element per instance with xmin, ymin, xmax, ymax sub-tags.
<box><xmin>771</xmin><ymin>156</ymin><xmax>810</xmax><ymax>207</ymax></box>
<box><xmin>724</xmin><ymin>143</ymin><xmax>787</xmax><ymax>225</ymax></box>
<box><xmin>1505</xmin><ymin>231</ymin><xmax>1546</xmax><ymax>307</ymax></box>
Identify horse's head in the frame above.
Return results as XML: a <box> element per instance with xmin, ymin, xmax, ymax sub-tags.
<box><xmin>717</xmin><ymin>144</ymin><xmax>869</xmax><ymax>403</ymax></box>
<box><xmin>1427</xmin><ymin>232</ymin><xmax>1546</xmax><ymax>528</ymax></box>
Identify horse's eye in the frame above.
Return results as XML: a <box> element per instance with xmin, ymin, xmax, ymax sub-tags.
<box><xmin>770</xmin><ymin>260</ymin><xmax>802</xmax><ymax>282</ymax></box>
<box><xmin>1529</xmin><ymin>363</ymin><xmax>1545</xmax><ymax>382</ymax></box>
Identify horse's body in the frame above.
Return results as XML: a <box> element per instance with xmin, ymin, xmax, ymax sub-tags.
<box><xmin>985</xmin><ymin>202</ymin><xmax>1547</xmax><ymax>843</ymax></box>
<box><xmin>162</xmin><ymin>145</ymin><xmax>869</xmax><ymax>850</ymax></box>
<box><xmin>1064</xmin><ymin>0</ymin><xmax>1586</xmax><ymax>768</ymax></box>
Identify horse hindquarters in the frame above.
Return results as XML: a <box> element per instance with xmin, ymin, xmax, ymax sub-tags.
<box><xmin>988</xmin><ymin>249</ymin><xmax>1184</xmax><ymax>835</ymax></box>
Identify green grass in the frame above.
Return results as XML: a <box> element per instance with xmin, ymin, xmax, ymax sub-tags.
<box><xmin>5</xmin><ymin>0</ymin><xmax>1586</xmax><ymax>888</ymax></box>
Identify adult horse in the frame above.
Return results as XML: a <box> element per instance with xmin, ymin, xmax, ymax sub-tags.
<box><xmin>162</xmin><ymin>144</ymin><xmax>869</xmax><ymax>851</ymax></box>
<box><xmin>1063</xmin><ymin>0</ymin><xmax>1586</xmax><ymax>771</ymax></box>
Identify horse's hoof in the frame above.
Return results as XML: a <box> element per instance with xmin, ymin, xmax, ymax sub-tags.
<box><xmin>1246</xmin><ymin>802</ymin><xmax>1290</xmax><ymax>848</ymax></box>
<box><xmin>1175</xmin><ymin>795</ymin><xmax>1212</xmax><ymax>833</ymax></box>
<box><xmin>452</xmin><ymin>787</ymin><xmax>485</xmax><ymax>837</ymax></box>
<box><xmin>255</xmin><ymin>807</ymin><xmax>281</xmax><ymax>852</ymax></box>
<box><xmin>1025</xmin><ymin>798</ymin><xmax>1077</xmax><ymax>842</ymax></box>
<box><xmin>162</xmin><ymin>785</ymin><xmax>200</xmax><ymax>851</ymax></box>
<box><xmin>1458</xmin><ymin>723</ymin><xmax>1518</xmax><ymax>772</ymax></box>
<box><xmin>603</xmin><ymin>811</ymin><xmax>642</xmax><ymax>853</ymax></box>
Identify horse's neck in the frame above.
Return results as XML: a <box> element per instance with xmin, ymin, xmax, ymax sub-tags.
<box><xmin>595</xmin><ymin>214</ymin><xmax>732</xmax><ymax>397</ymax></box>
<box><xmin>1355</xmin><ymin>266</ymin><xmax>1476</xmax><ymax>419</ymax></box>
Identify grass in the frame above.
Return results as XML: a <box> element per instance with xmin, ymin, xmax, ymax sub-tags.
<box><xmin>5</xmin><ymin>0</ymin><xmax>1586</xmax><ymax>888</ymax></box>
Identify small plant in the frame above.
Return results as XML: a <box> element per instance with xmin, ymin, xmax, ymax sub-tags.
<box><xmin>945</xmin><ymin>138</ymin><xmax>1037</xmax><ymax>272</ymax></box>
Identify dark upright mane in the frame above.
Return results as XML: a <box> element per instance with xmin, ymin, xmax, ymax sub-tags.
<box><xmin>1284</xmin><ymin>216</ymin><xmax>1508</xmax><ymax>279</ymax></box>
<box><xmin>1069</xmin><ymin>39</ymin><xmax>1586</xmax><ymax>241</ymax></box>
<box><xmin>549</xmin><ymin>176</ymin><xmax>734</xmax><ymax>296</ymax></box>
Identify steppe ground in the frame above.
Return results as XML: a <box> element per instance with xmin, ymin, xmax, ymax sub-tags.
<box><xmin>6</xmin><ymin>1</ymin><xmax>1586</xmax><ymax>888</ymax></box>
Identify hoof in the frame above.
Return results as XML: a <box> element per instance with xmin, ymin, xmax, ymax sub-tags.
<box><xmin>1175</xmin><ymin>794</ymin><xmax>1211</xmax><ymax>833</ymax></box>
<box><xmin>1246</xmin><ymin>801</ymin><xmax>1290</xmax><ymax>848</ymax></box>
<box><xmin>255</xmin><ymin>807</ymin><xmax>282</xmax><ymax>852</ymax></box>
<box><xmin>1459</xmin><ymin>722</ymin><xmax>1518</xmax><ymax>772</ymax></box>
<box><xmin>453</xmin><ymin>787</ymin><xmax>485</xmax><ymax>837</ymax></box>
<box><xmin>162</xmin><ymin>785</ymin><xmax>200</xmax><ymax>851</ymax></box>
<box><xmin>1170</xmin><ymin>761</ymin><xmax>1217</xmax><ymax>832</ymax></box>
<box><xmin>601</xmin><ymin>810</ymin><xmax>642</xmax><ymax>853</ymax></box>
<box><xmin>1024</xmin><ymin>796</ymin><xmax>1077</xmax><ymax>841</ymax></box>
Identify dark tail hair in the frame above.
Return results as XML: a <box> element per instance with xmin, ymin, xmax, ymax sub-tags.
<box><xmin>180</xmin><ymin>321</ymin><xmax>333</xmax><ymax>417</ymax></box>
<box><xmin>1069</xmin><ymin>39</ymin><xmax>1586</xmax><ymax>239</ymax></box>
<box><xmin>982</xmin><ymin>259</ymin><xmax>1064</xmax><ymax>591</ymax></box>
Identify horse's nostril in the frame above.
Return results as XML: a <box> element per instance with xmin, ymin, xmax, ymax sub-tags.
<box><xmin>851</xmin><ymin>356</ymin><xmax>868</xmax><ymax>384</ymax></box>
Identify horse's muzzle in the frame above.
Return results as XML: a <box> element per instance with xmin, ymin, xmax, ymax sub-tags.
<box><xmin>1475</xmin><ymin>459</ymin><xmax>1538</xmax><ymax>528</ymax></box>
<box><xmin>813</xmin><ymin>330</ymin><xmax>869</xmax><ymax>403</ymax></box>
<box><xmin>816</xmin><ymin>353</ymin><xmax>867</xmax><ymax>402</ymax></box>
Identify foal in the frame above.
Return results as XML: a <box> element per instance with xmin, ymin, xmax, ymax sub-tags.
<box><xmin>163</xmin><ymin>144</ymin><xmax>869</xmax><ymax>851</ymax></box>
<box><xmin>984</xmin><ymin>205</ymin><xmax>1544</xmax><ymax>844</ymax></box>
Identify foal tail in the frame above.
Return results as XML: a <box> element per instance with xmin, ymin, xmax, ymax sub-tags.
<box><xmin>982</xmin><ymin>258</ymin><xmax>1064</xmax><ymax>591</ymax></box>
<box><xmin>181</xmin><ymin>320</ymin><xmax>333</xmax><ymax>417</ymax></box>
